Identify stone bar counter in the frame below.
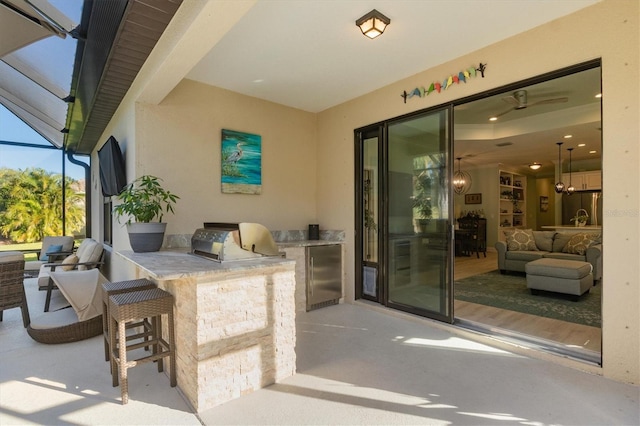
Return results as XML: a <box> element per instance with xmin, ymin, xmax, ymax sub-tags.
<box><xmin>116</xmin><ymin>249</ymin><xmax>296</xmax><ymax>412</ymax></box>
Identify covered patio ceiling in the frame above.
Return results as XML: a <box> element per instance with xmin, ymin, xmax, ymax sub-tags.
<box><xmin>2</xmin><ymin>0</ymin><xmax>601</xmax><ymax>158</ymax></box>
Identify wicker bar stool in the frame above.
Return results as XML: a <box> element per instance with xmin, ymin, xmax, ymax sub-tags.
<box><xmin>101</xmin><ymin>278</ymin><xmax>157</xmax><ymax>362</ymax></box>
<box><xmin>108</xmin><ymin>288</ymin><xmax>176</xmax><ymax>404</ymax></box>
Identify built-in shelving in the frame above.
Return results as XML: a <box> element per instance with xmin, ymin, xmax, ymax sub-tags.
<box><xmin>498</xmin><ymin>170</ymin><xmax>526</xmax><ymax>239</ymax></box>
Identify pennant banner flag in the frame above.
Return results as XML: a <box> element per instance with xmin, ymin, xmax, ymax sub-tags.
<box><xmin>401</xmin><ymin>63</ymin><xmax>487</xmax><ymax>103</ymax></box>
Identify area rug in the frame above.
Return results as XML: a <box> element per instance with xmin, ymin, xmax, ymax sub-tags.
<box><xmin>454</xmin><ymin>270</ymin><xmax>601</xmax><ymax>328</ymax></box>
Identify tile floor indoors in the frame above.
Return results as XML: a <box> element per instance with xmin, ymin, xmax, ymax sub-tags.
<box><xmin>0</xmin><ymin>277</ymin><xmax>638</xmax><ymax>425</ymax></box>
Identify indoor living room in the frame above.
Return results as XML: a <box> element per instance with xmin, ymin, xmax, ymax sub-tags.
<box><xmin>451</xmin><ymin>63</ymin><xmax>603</xmax><ymax>361</ymax></box>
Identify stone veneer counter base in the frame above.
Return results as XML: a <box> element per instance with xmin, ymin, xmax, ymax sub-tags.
<box><xmin>117</xmin><ymin>250</ymin><xmax>296</xmax><ymax>412</ymax></box>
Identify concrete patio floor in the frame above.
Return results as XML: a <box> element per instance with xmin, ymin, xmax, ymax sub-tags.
<box><xmin>1</xmin><ymin>277</ymin><xmax>638</xmax><ymax>425</ymax></box>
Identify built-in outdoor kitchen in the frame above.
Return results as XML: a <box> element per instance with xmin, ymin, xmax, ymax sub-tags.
<box><xmin>115</xmin><ymin>223</ymin><xmax>343</xmax><ymax>412</ymax></box>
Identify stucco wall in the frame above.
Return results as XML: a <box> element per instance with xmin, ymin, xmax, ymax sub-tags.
<box><xmin>134</xmin><ymin>79</ymin><xmax>318</xmax><ymax>235</ymax></box>
<box><xmin>316</xmin><ymin>0</ymin><xmax>638</xmax><ymax>383</ymax></box>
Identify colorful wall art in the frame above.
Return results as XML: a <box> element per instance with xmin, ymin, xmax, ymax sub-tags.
<box><xmin>221</xmin><ymin>129</ymin><xmax>262</xmax><ymax>194</ymax></box>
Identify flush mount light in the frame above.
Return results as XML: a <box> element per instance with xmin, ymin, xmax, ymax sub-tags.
<box><xmin>356</xmin><ymin>9</ymin><xmax>390</xmax><ymax>39</ymax></box>
<box><xmin>529</xmin><ymin>162</ymin><xmax>542</xmax><ymax>170</ymax></box>
<box><xmin>489</xmin><ymin>116</ymin><xmax>498</xmax><ymax>121</ymax></box>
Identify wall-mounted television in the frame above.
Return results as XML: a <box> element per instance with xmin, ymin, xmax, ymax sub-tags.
<box><xmin>97</xmin><ymin>136</ymin><xmax>126</xmax><ymax>197</ymax></box>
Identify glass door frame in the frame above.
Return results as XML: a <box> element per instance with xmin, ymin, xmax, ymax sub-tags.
<box><xmin>355</xmin><ymin>125</ymin><xmax>385</xmax><ymax>303</ymax></box>
<box><xmin>355</xmin><ymin>105</ymin><xmax>455</xmax><ymax>324</ymax></box>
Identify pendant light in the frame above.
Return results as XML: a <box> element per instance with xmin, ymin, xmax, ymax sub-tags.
<box><xmin>554</xmin><ymin>142</ymin><xmax>565</xmax><ymax>193</ymax></box>
<box><xmin>453</xmin><ymin>157</ymin><xmax>472</xmax><ymax>195</ymax></box>
<box><xmin>566</xmin><ymin>147</ymin><xmax>575</xmax><ymax>195</ymax></box>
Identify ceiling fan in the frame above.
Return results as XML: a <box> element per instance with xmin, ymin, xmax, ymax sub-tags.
<box><xmin>492</xmin><ymin>89</ymin><xmax>568</xmax><ymax>119</ymax></box>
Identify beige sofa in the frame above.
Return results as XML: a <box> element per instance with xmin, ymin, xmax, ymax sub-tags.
<box><xmin>495</xmin><ymin>230</ymin><xmax>602</xmax><ymax>281</ymax></box>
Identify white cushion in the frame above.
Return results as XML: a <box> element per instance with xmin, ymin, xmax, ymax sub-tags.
<box><xmin>29</xmin><ymin>308</ymin><xmax>79</xmax><ymax>330</ymax></box>
<box><xmin>0</xmin><ymin>251</ymin><xmax>24</xmax><ymax>263</ymax></box>
<box><xmin>39</xmin><ymin>236</ymin><xmax>74</xmax><ymax>260</ymax></box>
<box><xmin>76</xmin><ymin>239</ymin><xmax>103</xmax><ymax>270</ymax></box>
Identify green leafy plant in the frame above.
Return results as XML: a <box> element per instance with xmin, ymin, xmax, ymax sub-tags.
<box><xmin>570</xmin><ymin>214</ymin><xmax>589</xmax><ymax>224</ymax></box>
<box><xmin>364</xmin><ymin>209</ymin><xmax>377</xmax><ymax>231</ymax></box>
<box><xmin>413</xmin><ymin>172</ymin><xmax>433</xmax><ymax>220</ymax></box>
<box><xmin>113</xmin><ymin>175</ymin><xmax>179</xmax><ymax>224</ymax></box>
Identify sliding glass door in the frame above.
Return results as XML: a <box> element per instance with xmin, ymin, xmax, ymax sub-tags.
<box><xmin>356</xmin><ymin>108</ymin><xmax>453</xmax><ymax>322</ymax></box>
<box><xmin>386</xmin><ymin>110</ymin><xmax>452</xmax><ymax>321</ymax></box>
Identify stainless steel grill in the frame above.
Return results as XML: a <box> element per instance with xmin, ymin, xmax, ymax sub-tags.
<box><xmin>191</xmin><ymin>222</ymin><xmax>280</xmax><ymax>262</ymax></box>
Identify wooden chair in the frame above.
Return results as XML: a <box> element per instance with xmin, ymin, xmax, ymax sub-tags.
<box><xmin>40</xmin><ymin>238</ymin><xmax>105</xmax><ymax>311</ymax></box>
<box><xmin>24</xmin><ymin>236</ymin><xmax>75</xmax><ymax>277</ymax></box>
<box><xmin>0</xmin><ymin>251</ymin><xmax>30</xmax><ymax>327</ymax></box>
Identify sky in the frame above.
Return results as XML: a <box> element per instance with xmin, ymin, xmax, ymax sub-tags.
<box><xmin>0</xmin><ymin>0</ymin><xmax>86</xmax><ymax>180</ymax></box>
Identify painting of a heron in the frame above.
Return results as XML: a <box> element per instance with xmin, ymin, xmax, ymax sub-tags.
<box><xmin>221</xmin><ymin>129</ymin><xmax>262</xmax><ymax>194</ymax></box>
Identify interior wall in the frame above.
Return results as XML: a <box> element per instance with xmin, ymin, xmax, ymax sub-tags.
<box><xmin>536</xmin><ymin>177</ymin><xmax>556</xmax><ymax>228</ymax></box>
<box><xmin>316</xmin><ymin>0</ymin><xmax>638</xmax><ymax>383</ymax></box>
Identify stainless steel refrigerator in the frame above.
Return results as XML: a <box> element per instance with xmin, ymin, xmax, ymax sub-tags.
<box><xmin>562</xmin><ymin>191</ymin><xmax>602</xmax><ymax>226</ymax></box>
<box><xmin>306</xmin><ymin>245</ymin><xmax>342</xmax><ymax>311</ymax></box>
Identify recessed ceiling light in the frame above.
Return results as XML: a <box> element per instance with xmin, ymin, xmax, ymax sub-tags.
<box><xmin>564</xmin><ymin>134</ymin><xmax>572</xmax><ymax>139</ymax></box>
<box><xmin>578</xmin><ymin>143</ymin><xmax>586</xmax><ymax>147</ymax></box>
<box><xmin>589</xmin><ymin>150</ymin><xmax>597</xmax><ymax>154</ymax></box>
<box><xmin>489</xmin><ymin>117</ymin><xmax>497</xmax><ymax>121</ymax></box>
<box><xmin>595</xmin><ymin>93</ymin><xmax>602</xmax><ymax>98</ymax></box>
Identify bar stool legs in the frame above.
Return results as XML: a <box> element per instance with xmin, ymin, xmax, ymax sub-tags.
<box><xmin>108</xmin><ymin>288</ymin><xmax>176</xmax><ymax>404</ymax></box>
<box><xmin>101</xmin><ymin>278</ymin><xmax>157</xmax><ymax>363</ymax></box>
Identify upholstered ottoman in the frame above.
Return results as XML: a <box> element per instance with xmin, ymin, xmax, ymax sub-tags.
<box><xmin>525</xmin><ymin>258</ymin><xmax>593</xmax><ymax>301</ymax></box>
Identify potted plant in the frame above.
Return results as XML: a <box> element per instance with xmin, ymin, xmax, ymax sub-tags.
<box><xmin>570</xmin><ymin>210</ymin><xmax>589</xmax><ymax>227</ymax></box>
<box><xmin>113</xmin><ymin>175</ymin><xmax>180</xmax><ymax>252</ymax></box>
<box><xmin>413</xmin><ymin>172</ymin><xmax>433</xmax><ymax>233</ymax></box>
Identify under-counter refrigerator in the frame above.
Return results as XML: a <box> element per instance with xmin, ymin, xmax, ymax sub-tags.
<box><xmin>306</xmin><ymin>244</ymin><xmax>342</xmax><ymax>311</ymax></box>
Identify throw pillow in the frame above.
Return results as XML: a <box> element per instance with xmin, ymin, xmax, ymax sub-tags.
<box><xmin>563</xmin><ymin>233</ymin><xmax>602</xmax><ymax>255</ymax></box>
<box><xmin>60</xmin><ymin>254</ymin><xmax>79</xmax><ymax>271</ymax></box>
<box><xmin>505</xmin><ymin>229</ymin><xmax>537</xmax><ymax>251</ymax></box>
<box><xmin>532</xmin><ymin>231</ymin><xmax>555</xmax><ymax>252</ymax></box>
<box><xmin>552</xmin><ymin>233</ymin><xmax>573</xmax><ymax>252</ymax></box>
<box><xmin>40</xmin><ymin>244</ymin><xmax>63</xmax><ymax>261</ymax></box>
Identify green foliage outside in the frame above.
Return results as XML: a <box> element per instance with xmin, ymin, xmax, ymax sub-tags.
<box><xmin>0</xmin><ymin>167</ymin><xmax>85</xmax><ymax>244</ymax></box>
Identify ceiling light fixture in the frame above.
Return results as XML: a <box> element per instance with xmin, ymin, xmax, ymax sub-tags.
<box><xmin>355</xmin><ymin>9</ymin><xmax>390</xmax><ymax>39</ymax></box>
<box><xmin>566</xmin><ymin>147</ymin><xmax>575</xmax><ymax>195</ymax></box>
<box><xmin>453</xmin><ymin>157</ymin><xmax>472</xmax><ymax>195</ymax></box>
<box><xmin>529</xmin><ymin>162</ymin><xmax>542</xmax><ymax>170</ymax></box>
<box><xmin>489</xmin><ymin>116</ymin><xmax>498</xmax><ymax>121</ymax></box>
<box><xmin>554</xmin><ymin>142</ymin><xmax>565</xmax><ymax>193</ymax></box>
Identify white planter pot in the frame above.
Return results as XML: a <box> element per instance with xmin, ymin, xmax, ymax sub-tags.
<box><xmin>126</xmin><ymin>222</ymin><xmax>167</xmax><ymax>252</ymax></box>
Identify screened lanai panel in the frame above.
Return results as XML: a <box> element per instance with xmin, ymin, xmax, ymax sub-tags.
<box><xmin>0</xmin><ymin>0</ymin><xmax>79</xmax><ymax>148</ymax></box>
<box><xmin>0</xmin><ymin>1</ymin><xmax>53</xmax><ymax>56</ymax></box>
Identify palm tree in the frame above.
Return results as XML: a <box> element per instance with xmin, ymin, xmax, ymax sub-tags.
<box><xmin>0</xmin><ymin>168</ymin><xmax>85</xmax><ymax>243</ymax></box>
